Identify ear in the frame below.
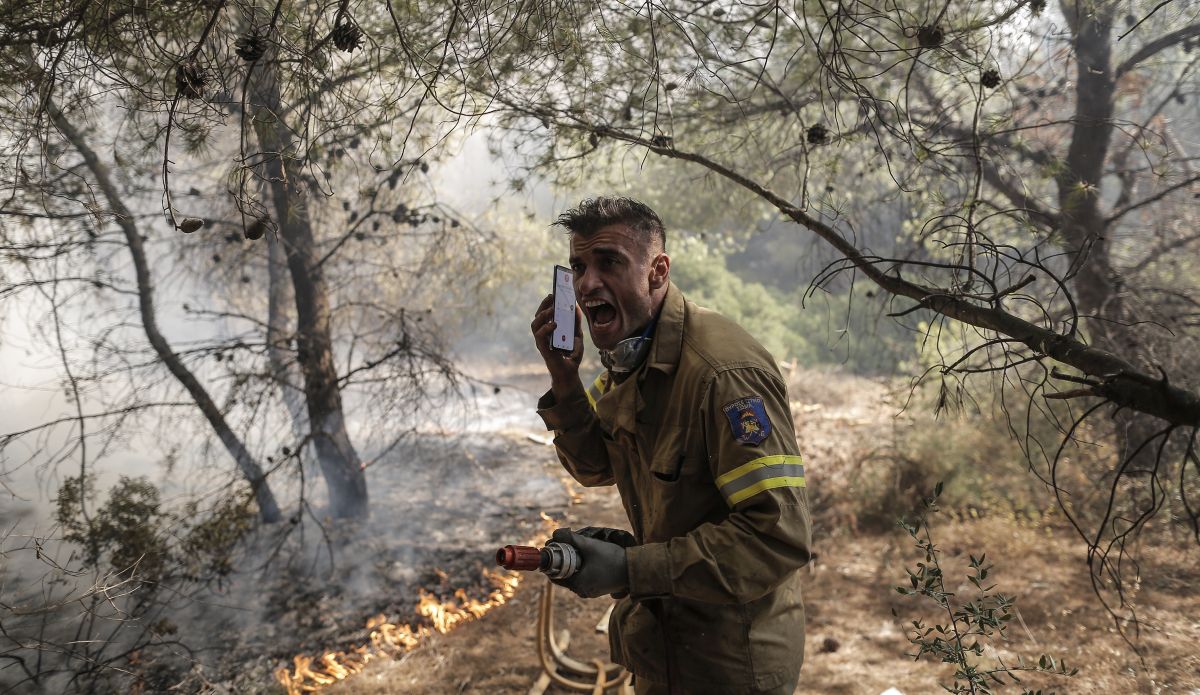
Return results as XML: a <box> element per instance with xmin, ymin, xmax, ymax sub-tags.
<box><xmin>648</xmin><ymin>252</ymin><xmax>670</xmax><ymax>291</ymax></box>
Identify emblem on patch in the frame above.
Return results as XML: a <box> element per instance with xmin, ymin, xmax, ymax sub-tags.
<box><xmin>722</xmin><ymin>396</ymin><xmax>771</xmax><ymax>446</ymax></box>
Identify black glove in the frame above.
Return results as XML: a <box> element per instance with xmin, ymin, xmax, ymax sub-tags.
<box><xmin>576</xmin><ymin>526</ymin><xmax>637</xmax><ymax>548</ymax></box>
<box><xmin>550</xmin><ymin>527</ymin><xmax>630</xmax><ymax>599</ymax></box>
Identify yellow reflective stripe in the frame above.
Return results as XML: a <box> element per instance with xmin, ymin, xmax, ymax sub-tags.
<box><xmin>714</xmin><ymin>454</ymin><xmax>803</xmax><ymax>489</ymax></box>
<box><xmin>717</xmin><ymin>454</ymin><xmax>806</xmax><ymax>507</ymax></box>
<box><xmin>726</xmin><ymin>476</ymin><xmax>807</xmax><ymax>506</ymax></box>
<box><xmin>585</xmin><ymin>371</ymin><xmax>607</xmax><ymax>411</ymax></box>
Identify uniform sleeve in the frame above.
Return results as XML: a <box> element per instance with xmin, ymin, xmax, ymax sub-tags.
<box><xmin>536</xmin><ymin>372</ymin><xmax>615</xmax><ymax>487</ymax></box>
<box><xmin>625</xmin><ymin>365</ymin><xmax>812</xmax><ymax>603</ymax></box>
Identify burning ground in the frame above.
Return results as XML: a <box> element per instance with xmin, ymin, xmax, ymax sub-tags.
<box><xmin>162</xmin><ymin>366</ymin><xmax>580</xmax><ymax>693</ymax></box>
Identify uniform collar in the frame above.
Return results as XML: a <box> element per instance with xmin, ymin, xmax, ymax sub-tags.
<box><xmin>647</xmin><ymin>281</ymin><xmax>684</xmax><ymax>375</ymax></box>
<box><xmin>598</xmin><ymin>283</ymin><xmax>683</xmax><ymax>436</ymax></box>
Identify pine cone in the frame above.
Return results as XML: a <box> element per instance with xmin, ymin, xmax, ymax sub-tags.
<box><xmin>178</xmin><ymin>217</ymin><xmax>204</xmax><ymax>234</ymax></box>
<box><xmin>917</xmin><ymin>25</ymin><xmax>944</xmax><ymax>49</ymax></box>
<box><xmin>331</xmin><ymin>21</ymin><xmax>363</xmax><ymax>52</ymax></box>
<box><xmin>235</xmin><ymin>32</ymin><xmax>267</xmax><ymax>62</ymax></box>
<box><xmin>980</xmin><ymin>69</ymin><xmax>1001</xmax><ymax>89</ymax></box>
<box><xmin>806</xmin><ymin>123</ymin><xmax>829</xmax><ymax>145</ymax></box>
<box><xmin>35</xmin><ymin>27</ymin><xmax>59</xmax><ymax>47</ymax></box>
<box><xmin>175</xmin><ymin>63</ymin><xmax>207</xmax><ymax>100</ymax></box>
<box><xmin>244</xmin><ymin>217</ymin><xmax>267</xmax><ymax>241</ymax></box>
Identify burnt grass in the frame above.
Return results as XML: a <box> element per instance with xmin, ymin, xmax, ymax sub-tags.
<box><xmin>190</xmin><ymin>425</ymin><xmax>572</xmax><ymax>693</ymax></box>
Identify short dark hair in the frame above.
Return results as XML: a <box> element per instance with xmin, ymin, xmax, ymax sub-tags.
<box><xmin>553</xmin><ymin>196</ymin><xmax>666</xmax><ymax>253</ymax></box>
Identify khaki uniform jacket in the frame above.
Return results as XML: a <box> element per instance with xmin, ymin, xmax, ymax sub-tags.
<box><xmin>537</xmin><ymin>282</ymin><xmax>812</xmax><ymax>694</ymax></box>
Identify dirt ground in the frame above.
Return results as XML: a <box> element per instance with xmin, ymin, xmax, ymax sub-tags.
<box><xmin>299</xmin><ymin>367</ymin><xmax>1200</xmax><ymax>695</ymax></box>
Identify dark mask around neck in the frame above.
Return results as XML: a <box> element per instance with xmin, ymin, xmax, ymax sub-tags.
<box><xmin>599</xmin><ymin>315</ymin><xmax>657</xmax><ymax>374</ymax></box>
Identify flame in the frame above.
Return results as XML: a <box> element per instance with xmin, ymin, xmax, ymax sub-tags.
<box><xmin>273</xmin><ymin>568</ymin><xmax>521</xmax><ymax>694</ymax></box>
<box><xmin>560</xmin><ymin>476</ymin><xmax>584</xmax><ymax>504</ymax></box>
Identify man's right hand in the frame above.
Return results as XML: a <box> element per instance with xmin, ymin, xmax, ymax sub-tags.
<box><xmin>531</xmin><ymin>293</ymin><xmax>585</xmax><ymax>400</ymax></box>
<box><xmin>549</xmin><ymin>528</ymin><xmax>630</xmax><ymax>599</ymax></box>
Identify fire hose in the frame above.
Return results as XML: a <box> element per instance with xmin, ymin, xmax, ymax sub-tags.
<box><xmin>495</xmin><ymin>542</ymin><xmax>632</xmax><ymax>694</ymax></box>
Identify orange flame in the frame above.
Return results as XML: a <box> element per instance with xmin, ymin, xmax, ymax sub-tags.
<box><xmin>273</xmin><ymin>568</ymin><xmax>521</xmax><ymax>694</ymax></box>
<box><xmin>560</xmin><ymin>477</ymin><xmax>584</xmax><ymax>504</ymax></box>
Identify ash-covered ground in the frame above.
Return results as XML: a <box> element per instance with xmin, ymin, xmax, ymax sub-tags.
<box><xmin>193</xmin><ymin>364</ymin><xmax>576</xmax><ymax>691</ymax></box>
<box><xmin>192</xmin><ymin>430</ymin><xmax>569</xmax><ymax>690</ymax></box>
<box><xmin>156</xmin><ymin>367</ymin><xmax>573</xmax><ymax>692</ymax></box>
<box><xmin>0</xmin><ymin>363</ymin><xmax>578</xmax><ymax>694</ymax></box>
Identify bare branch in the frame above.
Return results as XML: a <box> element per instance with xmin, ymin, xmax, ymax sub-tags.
<box><xmin>1116</xmin><ymin>21</ymin><xmax>1200</xmax><ymax>77</ymax></box>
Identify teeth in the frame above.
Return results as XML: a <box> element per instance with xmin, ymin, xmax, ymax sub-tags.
<box><xmin>584</xmin><ymin>300</ymin><xmax>609</xmax><ymax>308</ymax></box>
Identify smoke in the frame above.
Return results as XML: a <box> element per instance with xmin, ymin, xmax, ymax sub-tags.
<box><xmin>0</xmin><ymin>112</ymin><xmax>588</xmax><ymax>692</ymax></box>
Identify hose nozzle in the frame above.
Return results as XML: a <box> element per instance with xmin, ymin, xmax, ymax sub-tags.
<box><xmin>495</xmin><ymin>541</ymin><xmax>581</xmax><ymax>579</ymax></box>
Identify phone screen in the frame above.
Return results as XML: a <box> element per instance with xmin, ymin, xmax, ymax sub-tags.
<box><xmin>552</xmin><ymin>265</ymin><xmax>576</xmax><ymax>352</ymax></box>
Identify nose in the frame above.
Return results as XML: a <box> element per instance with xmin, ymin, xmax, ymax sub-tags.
<box><xmin>575</xmin><ymin>265</ymin><xmax>601</xmax><ymax>299</ymax></box>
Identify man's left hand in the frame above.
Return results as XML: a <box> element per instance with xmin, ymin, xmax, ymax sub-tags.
<box><xmin>550</xmin><ymin>528</ymin><xmax>630</xmax><ymax>599</ymax></box>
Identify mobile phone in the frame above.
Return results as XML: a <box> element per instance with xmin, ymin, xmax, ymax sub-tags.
<box><xmin>551</xmin><ymin>265</ymin><xmax>576</xmax><ymax>353</ymax></box>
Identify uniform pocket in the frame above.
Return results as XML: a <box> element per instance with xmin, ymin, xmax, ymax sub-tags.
<box><xmin>643</xmin><ymin>424</ymin><xmax>720</xmax><ymax>539</ymax></box>
<box><xmin>648</xmin><ymin>425</ymin><xmax>695</xmax><ymax>483</ymax></box>
<box><xmin>610</xmin><ymin>598</ymin><xmax>669</xmax><ymax>682</ymax></box>
<box><xmin>745</xmin><ymin>574</ymin><xmax>806</xmax><ymax>690</ymax></box>
<box><xmin>666</xmin><ymin>597</ymin><xmax>758</xmax><ymax>692</ymax></box>
<box><xmin>652</xmin><ymin>454</ymin><xmax>686</xmax><ymax>482</ymax></box>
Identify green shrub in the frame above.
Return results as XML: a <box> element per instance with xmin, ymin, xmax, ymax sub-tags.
<box><xmin>56</xmin><ymin>476</ymin><xmax>255</xmax><ymax>587</ymax></box>
<box><xmin>57</xmin><ymin>475</ymin><xmax>170</xmax><ymax>579</ymax></box>
<box><xmin>670</xmin><ymin>237</ymin><xmax>819</xmax><ymax>364</ymax></box>
<box><xmin>897</xmin><ymin>483</ymin><xmax>1078</xmax><ymax>694</ymax></box>
<box><xmin>671</xmin><ymin>235</ymin><xmax>922</xmax><ymax>374</ymax></box>
<box><xmin>838</xmin><ymin>375</ymin><xmax>1084</xmax><ymax>532</ymax></box>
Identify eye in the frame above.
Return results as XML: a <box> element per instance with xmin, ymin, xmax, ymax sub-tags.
<box><xmin>570</xmin><ymin>262</ymin><xmax>583</xmax><ymax>273</ymax></box>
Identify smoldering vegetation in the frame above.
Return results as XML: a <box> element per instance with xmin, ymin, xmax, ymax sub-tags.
<box><xmin>2</xmin><ymin>407</ymin><xmax>572</xmax><ymax>693</ymax></box>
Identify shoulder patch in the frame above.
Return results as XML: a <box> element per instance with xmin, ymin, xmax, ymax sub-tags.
<box><xmin>722</xmin><ymin>396</ymin><xmax>771</xmax><ymax>446</ymax></box>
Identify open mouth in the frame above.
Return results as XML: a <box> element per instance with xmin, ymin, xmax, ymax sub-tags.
<box><xmin>584</xmin><ymin>300</ymin><xmax>617</xmax><ymax>328</ymax></box>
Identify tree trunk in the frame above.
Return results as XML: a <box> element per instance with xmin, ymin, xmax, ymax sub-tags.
<box><xmin>47</xmin><ymin>98</ymin><xmax>283</xmax><ymax>524</ymax></box>
<box><xmin>251</xmin><ymin>67</ymin><xmax>369</xmax><ymax>520</ymax></box>
<box><xmin>1057</xmin><ymin>1</ymin><xmax>1123</xmax><ymax>336</ymax></box>
<box><xmin>266</xmin><ymin>232</ymin><xmax>313</xmax><ymax>462</ymax></box>
<box><xmin>1057</xmin><ymin>1</ymin><xmax>1159</xmax><ymax>466</ymax></box>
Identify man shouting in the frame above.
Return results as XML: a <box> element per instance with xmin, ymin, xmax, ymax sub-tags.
<box><xmin>531</xmin><ymin>197</ymin><xmax>812</xmax><ymax>695</ymax></box>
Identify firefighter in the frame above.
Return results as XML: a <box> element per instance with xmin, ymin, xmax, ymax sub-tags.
<box><xmin>530</xmin><ymin>197</ymin><xmax>812</xmax><ymax>695</ymax></box>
